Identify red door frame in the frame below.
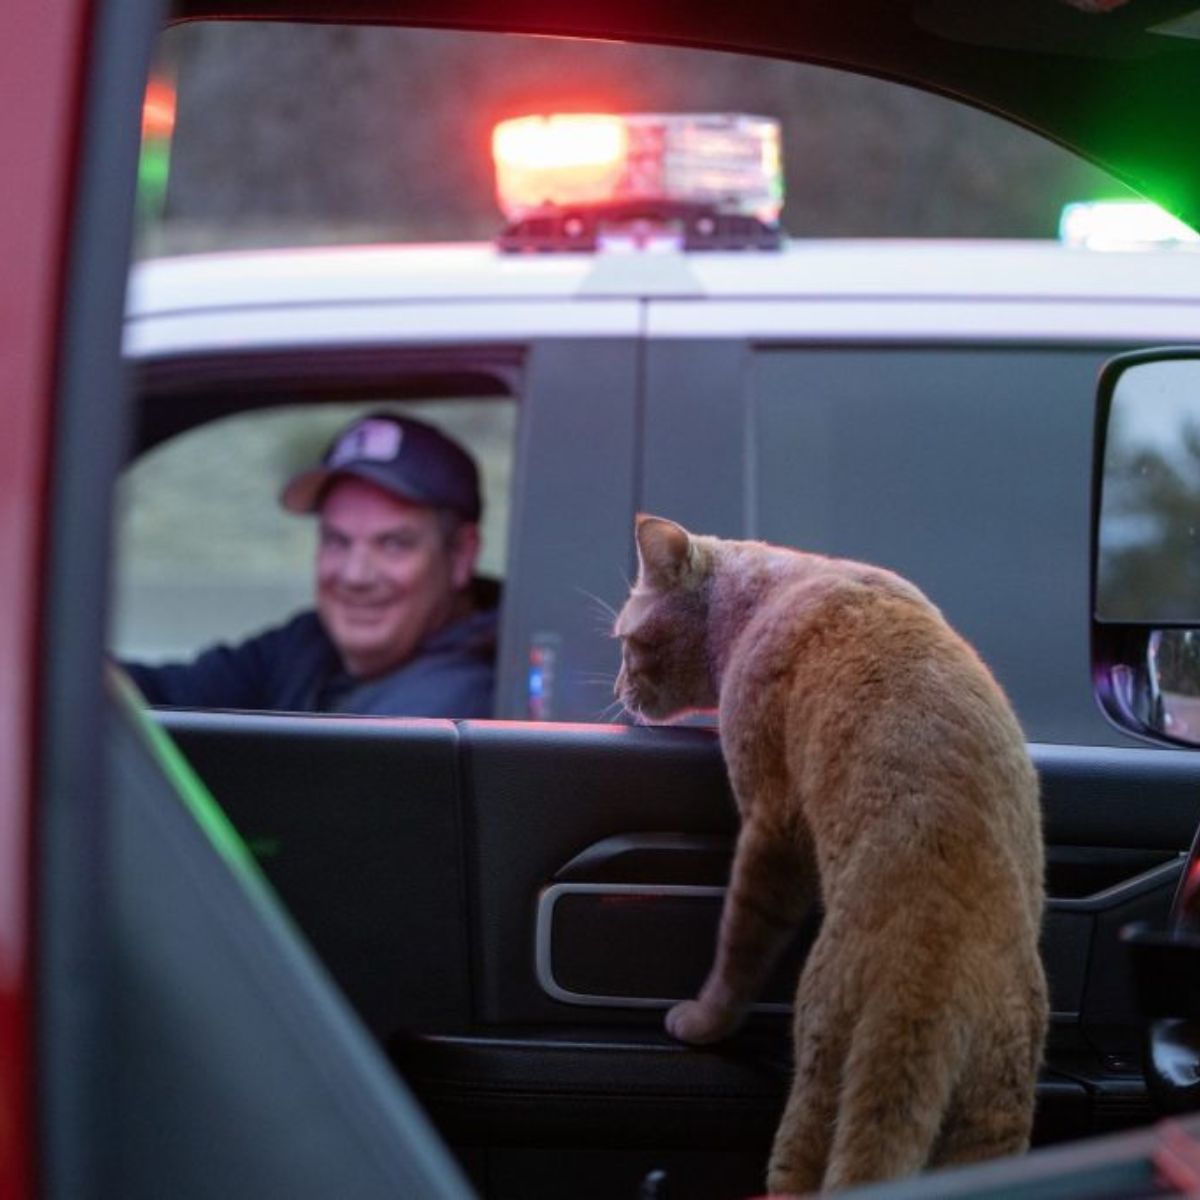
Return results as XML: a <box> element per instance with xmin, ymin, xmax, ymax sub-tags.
<box><xmin>0</xmin><ymin>1</ymin><xmax>92</xmax><ymax>1196</ymax></box>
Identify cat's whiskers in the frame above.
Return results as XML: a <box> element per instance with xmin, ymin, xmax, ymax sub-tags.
<box><xmin>574</xmin><ymin>585</ymin><xmax>621</xmax><ymax>636</ymax></box>
<box><xmin>575</xmin><ymin>670</ymin><xmax>620</xmax><ymax>685</ymax></box>
<box><xmin>592</xmin><ymin>697</ymin><xmax>630</xmax><ymax>724</ymax></box>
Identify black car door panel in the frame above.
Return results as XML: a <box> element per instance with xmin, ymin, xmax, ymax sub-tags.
<box><xmin>156</xmin><ymin>711</ymin><xmax>1200</xmax><ymax>1190</ymax></box>
<box><xmin>155</xmin><ymin>710</ymin><xmax>473</xmax><ymax>1039</ymax></box>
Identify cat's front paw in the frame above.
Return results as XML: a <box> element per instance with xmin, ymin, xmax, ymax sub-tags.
<box><xmin>665</xmin><ymin>998</ymin><xmax>739</xmax><ymax>1045</ymax></box>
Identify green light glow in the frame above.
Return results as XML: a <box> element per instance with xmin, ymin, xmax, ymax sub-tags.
<box><xmin>136</xmin><ymin>139</ymin><xmax>171</xmax><ymax>224</ymax></box>
<box><xmin>1059</xmin><ymin>199</ymin><xmax>1199</xmax><ymax>249</ymax></box>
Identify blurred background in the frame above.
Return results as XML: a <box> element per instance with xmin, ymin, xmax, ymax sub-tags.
<box><xmin>137</xmin><ymin>22</ymin><xmax>1134</xmax><ymax>257</ymax></box>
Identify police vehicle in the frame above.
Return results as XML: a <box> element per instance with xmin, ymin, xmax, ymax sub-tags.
<box><xmin>122</xmin><ymin>111</ymin><xmax>1200</xmax><ymax>748</ymax></box>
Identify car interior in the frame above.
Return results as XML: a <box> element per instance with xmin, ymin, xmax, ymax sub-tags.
<box><xmin>37</xmin><ymin>2</ymin><xmax>1200</xmax><ymax>1198</ymax></box>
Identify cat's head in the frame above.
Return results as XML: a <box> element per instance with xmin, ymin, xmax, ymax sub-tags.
<box><xmin>614</xmin><ymin>515</ymin><xmax>718</xmax><ymax>721</ymax></box>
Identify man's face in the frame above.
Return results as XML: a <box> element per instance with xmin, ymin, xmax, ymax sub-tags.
<box><xmin>315</xmin><ymin>477</ymin><xmax>478</xmax><ymax>678</ymax></box>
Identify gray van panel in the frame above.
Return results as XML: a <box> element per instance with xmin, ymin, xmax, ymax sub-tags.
<box><xmin>643</xmin><ymin>340</ymin><xmax>1139</xmax><ymax>747</ymax></box>
<box><xmin>497</xmin><ymin>338</ymin><xmax>641</xmax><ymax>722</ymax></box>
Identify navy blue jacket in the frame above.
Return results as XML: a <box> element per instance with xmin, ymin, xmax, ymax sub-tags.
<box><xmin>123</xmin><ymin>606</ymin><xmax>497</xmax><ymax>718</ymax></box>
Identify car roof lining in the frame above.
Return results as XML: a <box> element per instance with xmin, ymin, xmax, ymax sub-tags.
<box><xmin>168</xmin><ymin>0</ymin><xmax>1197</xmax><ymax>56</ymax></box>
<box><xmin>162</xmin><ymin>0</ymin><xmax>1200</xmax><ymax>229</ymax></box>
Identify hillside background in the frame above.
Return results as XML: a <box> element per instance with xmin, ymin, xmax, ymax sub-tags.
<box><xmin>141</xmin><ymin>22</ymin><xmax>1134</xmax><ymax>256</ymax></box>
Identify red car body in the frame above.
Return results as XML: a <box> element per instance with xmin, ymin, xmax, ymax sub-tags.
<box><xmin>1</xmin><ymin>4</ymin><xmax>87</xmax><ymax>1195</ymax></box>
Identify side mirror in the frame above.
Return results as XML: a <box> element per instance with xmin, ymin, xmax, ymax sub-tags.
<box><xmin>1097</xmin><ymin>352</ymin><xmax>1200</xmax><ymax>1118</ymax></box>
<box><xmin>1093</xmin><ymin>350</ymin><xmax>1200</xmax><ymax>747</ymax></box>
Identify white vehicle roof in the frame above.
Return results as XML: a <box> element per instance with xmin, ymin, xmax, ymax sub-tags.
<box><xmin>124</xmin><ymin>238</ymin><xmax>1200</xmax><ymax>358</ymax></box>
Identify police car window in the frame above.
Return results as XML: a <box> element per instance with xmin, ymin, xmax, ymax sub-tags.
<box><xmin>112</xmin><ymin>399</ymin><xmax>516</xmax><ymax>670</ymax></box>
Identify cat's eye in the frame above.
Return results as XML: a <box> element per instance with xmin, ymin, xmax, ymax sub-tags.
<box><xmin>625</xmin><ymin>633</ymin><xmax>662</xmax><ymax>657</ymax></box>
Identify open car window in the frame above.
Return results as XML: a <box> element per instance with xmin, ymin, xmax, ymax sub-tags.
<box><xmin>119</xmin><ymin>22</ymin><xmax>1151</xmax><ymax>734</ymax></box>
<box><xmin>112</xmin><ymin>397</ymin><xmax>517</xmax><ymax>665</ymax></box>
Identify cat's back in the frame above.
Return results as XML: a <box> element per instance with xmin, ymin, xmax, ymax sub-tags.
<box><xmin>720</xmin><ymin>546</ymin><xmax>1008</xmax><ymax>734</ymax></box>
<box><xmin>725</xmin><ymin>547</ymin><xmax>1017</xmax><ymax>735</ymax></box>
<box><xmin>717</xmin><ymin>546</ymin><xmax>1041</xmax><ymax>916</ymax></box>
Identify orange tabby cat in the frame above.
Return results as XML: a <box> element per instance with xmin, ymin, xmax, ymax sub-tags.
<box><xmin>614</xmin><ymin>515</ymin><xmax>1046</xmax><ymax>1195</ymax></box>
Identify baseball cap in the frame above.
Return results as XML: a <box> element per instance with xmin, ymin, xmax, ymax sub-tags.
<box><xmin>280</xmin><ymin>412</ymin><xmax>482</xmax><ymax>521</ymax></box>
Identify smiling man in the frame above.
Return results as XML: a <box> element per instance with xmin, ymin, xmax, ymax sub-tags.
<box><xmin>122</xmin><ymin>413</ymin><xmax>498</xmax><ymax>717</ymax></box>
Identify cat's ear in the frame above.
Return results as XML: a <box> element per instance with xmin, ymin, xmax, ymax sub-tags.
<box><xmin>635</xmin><ymin>514</ymin><xmax>693</xmax><ymax>588</ymax></box>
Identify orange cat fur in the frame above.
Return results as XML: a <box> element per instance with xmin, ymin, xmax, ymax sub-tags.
<box><xmin>614</xmin><ymin>515</ymin><xmax>1047</xmax><ymax>1194</ymax></box>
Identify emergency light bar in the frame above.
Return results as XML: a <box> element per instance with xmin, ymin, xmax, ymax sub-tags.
<box><xmin>492</xmin><ymin>112</ymin><xmax>784</xmax><ymax>252</ymax></box>
<box><xmin>1059</xmin><ymin>200</ymin><xmax>1199</xmax><ymax>250</ymax></box>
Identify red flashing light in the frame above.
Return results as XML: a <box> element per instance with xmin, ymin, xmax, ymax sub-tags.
<box><xmin>141</xmin><ymin>76</ymin><xmax>176</xmax><ymax>142</ymax></box>
<box><xmin>492</xmin><ymin>111</ymin><xmax>784</xmax><ymax>228</ymax></box>
<box><xmin>493</xmin><ymin>115</ymin><xmax>628</xmax><ymax>215</ymax></box>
